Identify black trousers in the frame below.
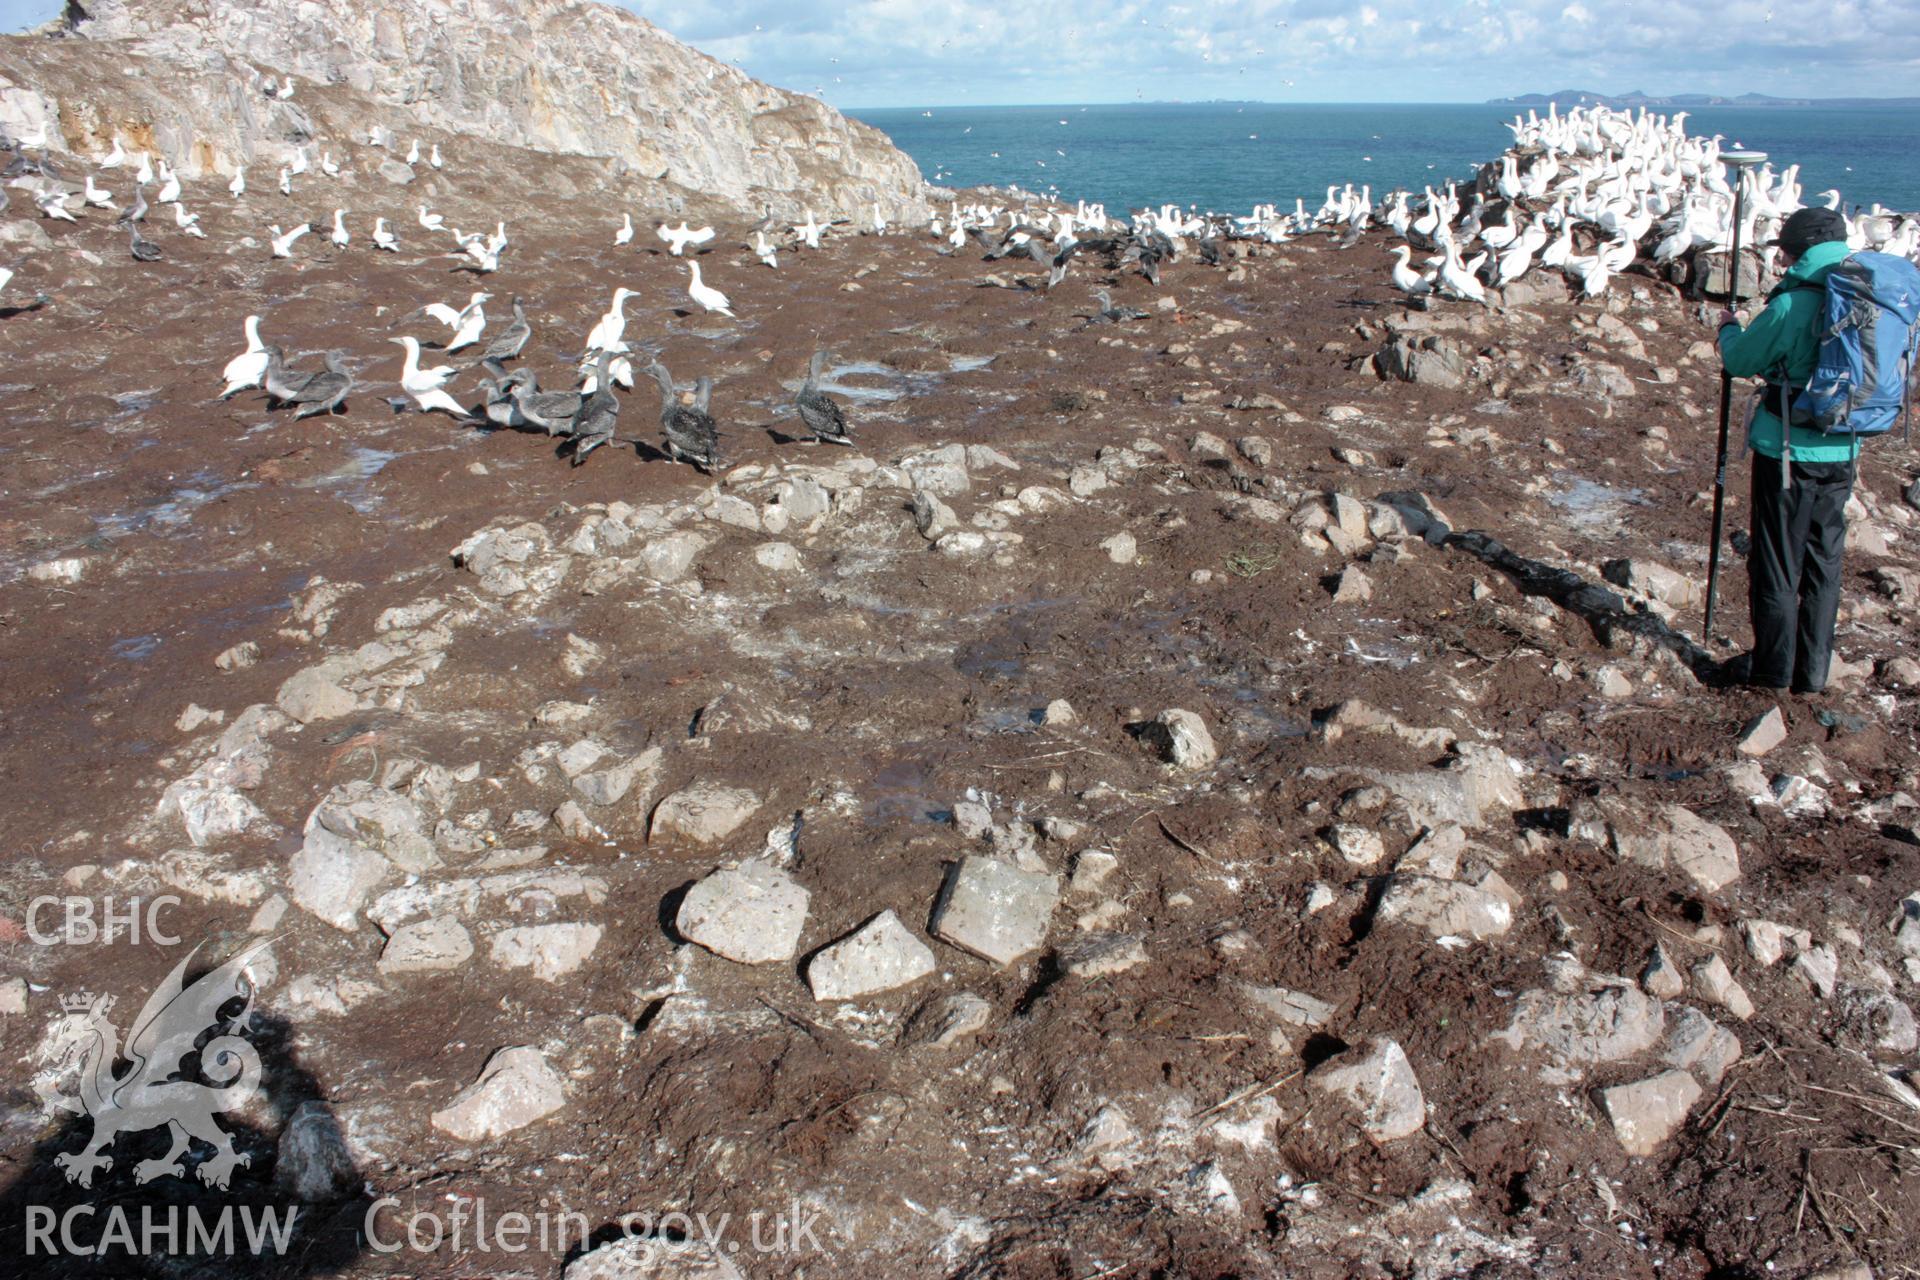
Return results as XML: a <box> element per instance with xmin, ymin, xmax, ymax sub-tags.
<box><xmin>1747</xmin><ymin>451</ymin><xmax>1853</xmax><ymax>692</ymax></box>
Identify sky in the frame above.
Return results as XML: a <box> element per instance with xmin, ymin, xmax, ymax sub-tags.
<box><xmin>4</xmin><ymin>0</ymin><xmax>1918</xmax><ymax>107</ymax></box>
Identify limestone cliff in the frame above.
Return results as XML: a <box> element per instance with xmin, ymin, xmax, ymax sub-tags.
<box><xmin>0</xmin><ymin>0</ymin><xmax>930</xmax><ymax>220</ymax></box>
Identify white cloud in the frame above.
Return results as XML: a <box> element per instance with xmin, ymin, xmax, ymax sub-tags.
<box><xmin>585</xmin><ymin>2</ymin><xmax>1920</xmax><ymax>106</ymax></box>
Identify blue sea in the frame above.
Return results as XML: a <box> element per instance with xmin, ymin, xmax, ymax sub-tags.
<box><xmin>850</xmin><ymin>103</ymin><xmax>1920</xmax><ymax>218</ymax></box>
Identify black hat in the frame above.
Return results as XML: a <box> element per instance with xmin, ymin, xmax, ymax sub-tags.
<box><xmin>1769</xmin><ymin>206</ymin><xmax>1847</xmax><ymax>255</ymax></box>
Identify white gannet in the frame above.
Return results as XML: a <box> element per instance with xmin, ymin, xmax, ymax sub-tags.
<box><xmin>372</xmin><ymin>218</ymin><xmax>398</xmax><ymax>251</ymax></box>
<box><xmin>615</xmin><ymin>213</ymin><xmax>634</xmax><ymax>247</ymax></box>
<box><xmin>584</xmin><ymin>286</ymin><xmax>637</xmax><ymax>354</ymax></box>
<box><xmin>220</xmin><ymin>315</ymin><xmax>268</xmax><ymax>398</ymax></box>
<box><xmin>84</xmin><ymin>175</ymin><xmax>115</xmax><ymax>208</ymax></box>
<box><xmin>418</xmin><ymin>205</ymin><xmax>445</xmax><ymax>232</ymax></box>
<box><xmin>330</xmin><ymin>208</ymin><xmax>350</xmax><ymax>249</ymax></box>
<box><xmin>269</xmin><ymin>222</ymin><xmax>312</xmax><ymax>258</ymax></box>
<box><xmin>101</xmin><ymin>139</ymin><xmax>128</xmax><ymax>169</ymax></box>
<box><xmin>229</xmin><ymin>167</ymin><xmax>246</xmax><ymax>199</ymax></box>
<box><xmin>406</xmin><ymin>139</ymin><xmax>420</xmax><ymax>165</ymax></box>
<box><xmin>36</xmin><ymin>188</ymin><xmax>77</xmax><ymax>222</ymax></box>
<box><xmin>443</xmin><ymin>294</ymin><xmax>490</xmax><ymax>352</ymax></box>
<box><xmin>392</xmin><ymin>336</ymin><xmax>469</xmax><ymax>418</ymax></box>
<box><xmin>685</xmin><ymin>261</ymin><xmax>734</xmax><ymax>317</ymax></box>
<box><xmin>288</xmin><ymin>150</ymin><xmax>308</xmax><ymax>177</ymax></box>
<box><xmin>460</xmin><ymin>239</ymin><xmax>502</xmax><ymax>274</ymax></box>
<box><xmin>320</xmin><ymin>151</ymin><xmax>340</xmax><ymax>178</ymax></box>
<box><xmin>429</xmin><ymin>143</ymin><xmax>443</xmax><ymax>170</ymax></box>
<box><xmin>278</xmin><ymin>167</ymin><xmax>292</xmax><ymax>197</ymax></box>
<box><xmin>134</xmin><ymin>152</ymin><xmax>154</xmax><ymax>185</ymax></box>
<box><xmin>753</xmin><ymin>228</ymin><xmax>778</xmax><ymax>268</ymax></box>
<box><xmin>175</xmin><ymin>202</ymin><xmax>206</xmax><ymax>237</ymax></box>
<box><xmin>796</xmin><ymin>208</ymin><xmax>823</xmax><ymax>248</ymax></box>
<box><xmin>1388</xmin><ymin>245</ymin><xmax>1431</xmax><ymax>297</ymax></box>
<box><xmin>1437</xmin><ymin>242</ymin><xmax>1488</xmax><ymax>304</ymax></box>
<box><xmin>657</xmin><ymin>221</ymin><xmax>715</xmax><ymax>256</ymax></box>
<box><xmin>422</xmin><ymin>291</ymin><xmax>490</xmax><ymax>350</ymax></box>
<box><xmin>277</xmin><ymin>78</ymin><xmax>294</xmax><ymax>100</ymax></box>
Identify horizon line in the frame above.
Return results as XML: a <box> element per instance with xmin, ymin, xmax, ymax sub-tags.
<box><xmin>839</xmin><ymin>94</ymin><xmax>1920</xmax><ymax>112</ymax></box>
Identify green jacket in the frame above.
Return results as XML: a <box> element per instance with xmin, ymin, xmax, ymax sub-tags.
<box><xmin>1717</xmin><ymin>239</ymin><xmax>1858</xmax><ymax>463</ymax></box>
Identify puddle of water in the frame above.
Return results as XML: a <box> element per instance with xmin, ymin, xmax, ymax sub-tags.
<box><xmin>817</xmin><ymin>360</ymin><xmax>910</xmax><ymax>404</ymax></box>
<box><xmin>1547</xmin><ymin>476</ymin><xmax>1647</xmax><ymax>530</ymax></box>
<box><xmin>94</xmin><ymin>474</ymin><xmax>258</xmax><ymax>539</ymax></box>
<box><xmin>111</xmin><ymin>388</ymin><xmax>162</xmax><ymax>418</ymax></box>
<box><xmin>110</xmin><ymin>634</ymin><xmax>162</xmax><ymax>661</ymax></box>
<box><xmin>865</xmin><ymin>754</ymin><xmax>951</xmax><ymax>825</ymax></box>
<box><xmin>296</xmin><ymin>447</ymin><xmax>403</xmax><ymax>514</ymax></box>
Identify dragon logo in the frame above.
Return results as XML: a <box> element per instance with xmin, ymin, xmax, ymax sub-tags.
<box><xmin>37</xmin><ymin>941</ymin><xmax>270</xmax><ymax>1190</ymax></box>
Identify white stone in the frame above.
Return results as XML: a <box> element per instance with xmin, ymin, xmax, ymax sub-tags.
<box><xmin>1100</xmin><ymin>532</ymin><xmax>1138</xmax><ymax>564</ymax></box>
<box><xmin>1691</xmin><ymin>954</ymin><xmax>1755</xmax><ymax>1021</ymax></box>
<box><xmin>1326</xmin><ymin>823</ymin><xmax>1387</xmax><ymax>867</ymax></box>
<box><xmin>1309</xmin><ymin>1037</ymin><xmax>1426</xmax><ymax>1141</ymax></box>
<box><xmin>563</xmin><ymin>1236</ymin><xmax>744</xmax><ymax>1280</ymax></box>
<box><xmin>931</xmin><ymin>856</ymin><xmax>1060</xmax><ymax>966</ymax></box>
<box><xmin>650</xmin><ymin>783</ymin><xmax>761</xmax><ymax>845</ymax></box>
<box><xmin>905</xmin><ymin>992</ymin><xmax>993</xmax><ymax>1047</ymax></box>
<box><xmin>1375</xmin><ymin>875</ymin><xmax>1513</xmax><ymax>941</ymax></box>
<box><xmin>288</xmin><ymin>825</ymin><xmax>396</xmax><ymax>932</ymax></box>
<box><xmin>1059</xmin><ymin>931</ymin><xmax>1148</xmax><ymax>977</ymax></box>
<box><xmin>806</xmin><ymin>910</ymin><xmax>937</xmax><ymax>1000</ymax></box>
<box><xmin>1792</xmin><ymin>944</ymin><xmax>1840</xmax><ymax>997</ymax></box>
<box><xmin>754</xmin><ymin>542</ymin><xmax>804</xmax><ymax>573</ymax></box>
<box><xmin>676</xmin><ymin>863</ymin><xmax>809</xmax><ymax>964</ymax></box>
<box><xmin>1601</xmin><ymin>801</ymin><xmax>1742</xmax><ymax>894</ymax></box>
<box><xmin>1147</xmin><ymin>708</ymin><xmax>1217</xmax><ymax>770</ymax></box>
<box><xmin>429</xmin><ymin>1046</ymin><xmax>566</xmax><ymax>1142</ymax></box>
<box><xmin>1736</xmin><ymin>706</ymin><xmax>1788</xmax><ymax>757</ymax></box>
<box><xmin>1641</xmin><ymin>944</ymin><xmax>1686</xmax><ymax>999</ymax></box>
<box><xmin>1241</xmin><ymin>985</ymin><xmax>1337</xmax><ymax>1028</ymax></box>
<box><xmin>1330</xmin><ymin>564</ymin><xmax>1373</xmax><ymax>604</ymax></box>
<box><xmin>1599</xmin><ymin>1069</ymin><xmax>1702</xmax><ymax>1156</ymax></box>
<box><xmin>573</xmin><ymin>747</ymin><xmax>662</xmax><ymax>808</ymax></box>
<box><xmin>276</xmin><ymin>668</ymin><xmax>356</xmax><ymax>723</ymax></box>
<box><xmin>377</xmin><ymin>916</ymin><xmax>474</xmax><ymax>974</ymax></box>
<box><xmin>490</xmin><ymin>923</ymin><xmax>602</xmax><ymax>981</ymax></box>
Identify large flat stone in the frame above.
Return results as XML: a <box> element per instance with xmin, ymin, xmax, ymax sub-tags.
<box><xmin>806</xmin><ymin>910</ymin><xmax>936</xmax><ymax>1000</ymax></box>
<box><xmin>931</xmin><ymin>856</ymin><xmax>1059</xmax><ymax>966</ymax></box>
<box><xmin>490</xmin><ymin>923</ymin><xmax>602</xmax><ymax>981</ymax></box>
<box><xmin>650</xmin><ymin>783</ymin><xmax>762</xmax><ymax>846</ymax></box>
<box><xmin>429</xmin><ymin>1046</ymin><xmax>565</xmax><ymax>1142</ymax></box>
<box><xmin>377</xmin><ymin>916</ymin><xmax>474</xmax><ymax>974</ymax></box>
<box><xmin>676</xmin><ymin>863</ymin><xmax>809</xmax><ymax>964</ymax></box>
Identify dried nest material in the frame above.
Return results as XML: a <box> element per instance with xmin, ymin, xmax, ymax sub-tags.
<box><xmin>1224</xmin><ymin>544</ymin><xmax>1288</xmax><ymax>579</ymax></box>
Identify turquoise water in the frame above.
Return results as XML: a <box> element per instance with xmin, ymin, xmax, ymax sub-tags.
<box><xmin>851</xmin><ymin>103</ymin><xmax>1920</xmax><ymax>218</ymax></box>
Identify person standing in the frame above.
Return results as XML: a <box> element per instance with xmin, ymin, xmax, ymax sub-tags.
<box><xmin>1716</xmin><ymin>206</ymin><xmax>1857</xmax><ymax>695</ymax></box>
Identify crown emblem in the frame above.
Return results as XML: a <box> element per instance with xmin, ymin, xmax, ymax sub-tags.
<box><xmin>60</xmin><ymin>990</ymin><xmax>108</xmax><ymax>1015</ymax></box>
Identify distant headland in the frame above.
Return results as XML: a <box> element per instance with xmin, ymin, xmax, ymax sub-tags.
<box><xmin>1491</xmin><ymin>89</ymin><xmax>1920</xmax><ymax>109</ymax></box>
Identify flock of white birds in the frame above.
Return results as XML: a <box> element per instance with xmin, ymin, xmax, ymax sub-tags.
<box><xmin>6</xmin><ymin>93</ymin><xmax>1919</xmax><ymax>452</ymax></box>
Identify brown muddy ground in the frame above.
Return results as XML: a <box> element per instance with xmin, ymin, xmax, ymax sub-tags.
<box><xmin>3</xmin><ymin>150</ymin><xmax>1920</xmax><ymax>1280</ymax></box>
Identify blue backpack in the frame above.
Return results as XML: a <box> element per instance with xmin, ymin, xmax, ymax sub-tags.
<box><xmin>1784</xmin><ymin>251</ymin><xmax>1920</xmax><ymax>437</ymax></box>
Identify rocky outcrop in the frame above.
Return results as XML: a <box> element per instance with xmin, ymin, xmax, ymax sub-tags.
<box><xmin>1</xmin><ymin>0</ymin><xmax>929</xmax><ymax>219</ymax></box>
